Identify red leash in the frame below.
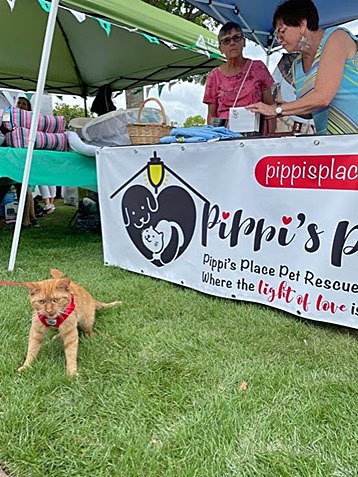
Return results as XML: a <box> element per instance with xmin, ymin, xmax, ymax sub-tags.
<box><xmin>0</xmin><ymin>281</ymin><xmax>26</xmax><ymax>286</ymax></box>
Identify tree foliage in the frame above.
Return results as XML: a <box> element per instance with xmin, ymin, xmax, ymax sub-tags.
<box><xmin>141</xmin><ymin>0</ymin><xmax>217</xmax><ymax>87</ymax></box>
<box><xmin>183</xmin><ymin>115</ymin><xmax>205</xmax><ymax>127</ymax></box>
<box><xmin>52</xmin><ymin>103</ymin><xmax>93</xmax><ymax>126</ymax></box>
<box><xmin>142</xmin><ymin>0</ymin><xmax>209</xmax><ymax>26</ymax></box>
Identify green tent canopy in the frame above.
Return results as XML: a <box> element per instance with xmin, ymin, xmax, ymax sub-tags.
<box><xmin>0</xmin><ymin>0</ymin><xmax>222</xmax><ymax>96</ymax></box>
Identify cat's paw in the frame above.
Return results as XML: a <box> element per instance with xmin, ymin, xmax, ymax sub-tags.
<box><xmin>52</xmin><ymin>333</ymin><xmax>61</xmax><ymax>341</ymax></box>
<box><xmin>83</xmin><ymin>331</ymin><xmax>96</xmax><ymax>338</ymax></box>
<box><xmin>17</xmin><ymin>365</ymin><xmax>28</xmax><ymax>373</ymax></box>
<box><xmin>66</xmin><ymin>370</ymin><xmax>79</xmax><ymax>377</ymax></box>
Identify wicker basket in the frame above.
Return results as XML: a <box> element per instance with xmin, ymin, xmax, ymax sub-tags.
<box><xmin>127</xmin><ymin>97</ymin><xmax>172</xmax><ymax>145</ymax></box>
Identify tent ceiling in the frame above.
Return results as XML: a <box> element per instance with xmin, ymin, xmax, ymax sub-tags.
<box><xmin>184</xmin><ymin>0</ymin><xmax>358</xmax><ymax>52</ymax></box>
<box><xmin>0</xmin><ymin>0</ymin><xmax>223</xmax><ymax>96</ymax></box>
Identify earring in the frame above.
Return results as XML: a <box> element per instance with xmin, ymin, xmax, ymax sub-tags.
<box><xmin>298</xmin><ymin>35</ymin><xmax>310</xmax><ymax>50</ymax></box>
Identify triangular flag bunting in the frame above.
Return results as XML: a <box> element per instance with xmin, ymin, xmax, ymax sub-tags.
<box><xmin>25</xmin><ymin>93</ymin><xmax>34</xmax><ymax>101</ymax></box>
<box><xmin>133</xmin><ymin>88</ymin><xmax>143</xmax><ymax>95</ymax></box>
<box><xmin>168</xmin><ymin>81</ymin><xmax>177</xmax><ymax>92</ymax></box>
<box><xmin>6</xmin><ymin>0</ymin><xmax>16</xmax><ymax>11</ymax></box>
<box><xmin>142</xmin><ymin>34</ymin><xmax>160</xmax><ymax>44</ymax></box>
<box><xmin>56</xmin><ymin>95</ymin><xmax>63</xmax><ymax>101</ymax></box>
<box><xmin>158</xmin><ymin>85</ymin><xmax>164</xmax><ymax>97</ymax></box>
<box><xmin>162</xmin><ymin>41</ymin><xmax>177</xmax><ymax>50</ymax></box>
<box><xmin>97</xmin><ymin>19</ymin><xmax>111</xmax><ymax>37</ymax></box>
<box><xmin>69</xmin><ymin>9</ymin><xmax>86</xmax><ymax>23</ymax></box>
<box><xmin>38</xmin><ymin>0</ymin><xmax>51</xmax><ymax>12</ymax></box>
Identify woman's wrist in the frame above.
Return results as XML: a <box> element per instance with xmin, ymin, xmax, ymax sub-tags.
<box><xmin>275</xmin><ymin>103</ymin><xmax>283</xmax><ymax>116</ymax></box>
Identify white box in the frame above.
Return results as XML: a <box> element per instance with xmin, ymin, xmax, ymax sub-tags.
<box><xmin>229</xmin><ymin>107</ymin><xmax>260</xmax><ymax>133</ymax></box>
<box><xmin>5</xmin><ymin>201</ymin><xmax>18</xmax><ymax>223</ymax></box>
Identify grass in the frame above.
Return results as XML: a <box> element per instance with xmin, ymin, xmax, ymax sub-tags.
<box><xmin>0</xmin><ymin>201</ymin><xmax>358</xmax><ymax>476</ymax></box>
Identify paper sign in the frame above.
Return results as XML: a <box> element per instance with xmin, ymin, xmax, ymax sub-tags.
<box><xmin>2</xmin><ymin>111</ymin><xmax>10</xmax><ymax>122</ymax></box>
<box><xmin>229</xmin><ymin>107</ymin><xmax>260</xmax><ymax>132</ymax></box>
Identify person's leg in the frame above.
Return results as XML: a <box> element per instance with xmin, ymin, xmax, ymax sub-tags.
<box><xmin>27</xmin><ymin>188</ymin><xmax>39</xmax><ymax>226</ymax></box>
<box><xmin>15</xmin><ymin>183</ymin><xmax>31</xmax><ymax>226</ymax></box>
<box><xmin>48</xmin><ymin>186</ymin><xmax>57</xmax><ymax>209</ymax></box>
<box><xmin>39</xmin><ymin>185</ymin><xmax>54</xmax><ymax>214</ymax></box>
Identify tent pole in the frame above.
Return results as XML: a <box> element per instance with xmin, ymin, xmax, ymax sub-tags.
<box><xmin>8</xmin><ymin>0</ymin><xmax>60</xmax><ymax>272</ymax></box>
<box><xmin>84</xmin><ymin>95</ymin><xmax>88</xmax><ymax>117</ymax></box>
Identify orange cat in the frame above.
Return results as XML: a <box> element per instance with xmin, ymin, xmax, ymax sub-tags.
<box><xmin>18</xmin><ymin>269</ymin><xmax>122</xmax><ymax>376</ymax></box>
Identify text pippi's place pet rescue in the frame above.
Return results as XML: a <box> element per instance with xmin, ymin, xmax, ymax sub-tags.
<box><xmin>18</xmin><ymin>269</ymin><xmax>122</xmax><ymax>376</ymax></box>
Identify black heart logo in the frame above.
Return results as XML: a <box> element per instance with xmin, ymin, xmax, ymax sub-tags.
<box><xmin>122</xmin><ymin>185</ymin><xmax>196</xmax><ymax>267</ymax></box>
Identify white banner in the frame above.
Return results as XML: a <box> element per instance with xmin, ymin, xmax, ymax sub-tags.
<box><xmin>97</xmin><ymin>135</ymin><xmax>358</xmax><ymax>329</ymax></box>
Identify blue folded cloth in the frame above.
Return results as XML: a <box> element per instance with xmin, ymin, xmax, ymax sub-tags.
<box><xmin>159</xmin><ymin>125</ymin><xmax>242</xmax><ymax>144</ymax></box>
<box><xmin>160</xmin><ymin>136</ymin><xmax>207</xmax><ymax>144</ymax></box>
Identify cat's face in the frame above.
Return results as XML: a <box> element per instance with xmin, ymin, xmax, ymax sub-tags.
<box><xmin>142</xmin><ymin>226</ymin><xmax>163</xmax><ymax>252</ymax></box>
<box><xmin>25</xmin><ymin>278</ymin><xmax>71</xmax><ymax>318</ymax></box>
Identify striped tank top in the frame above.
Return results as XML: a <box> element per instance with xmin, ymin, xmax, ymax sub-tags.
<box><xmin>293</xmin><ymin>27</ymin><xmax>358</xmax><ymax>135</ymax></box>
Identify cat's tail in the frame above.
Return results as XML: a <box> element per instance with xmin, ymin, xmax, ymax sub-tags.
<box><xmin>94</xmin><ymin>300</ymin><xmax>122</xmax><ymax>310</ymax></box>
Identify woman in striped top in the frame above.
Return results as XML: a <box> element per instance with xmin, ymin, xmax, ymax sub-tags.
<box><xmin>247</xmin><ymin>0</ymin><xmax>358</xmax><ymax>135</ymax></box>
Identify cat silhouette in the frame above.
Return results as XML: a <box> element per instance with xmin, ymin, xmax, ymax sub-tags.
<box><xmin>142</xmin><ymin>220</ymin><xmax>184</xmax><ymax>264</ymax></box>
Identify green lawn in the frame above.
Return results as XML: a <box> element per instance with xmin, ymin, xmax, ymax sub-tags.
<box><xmin>0</xmin><ymin>201</ymin><xmax>358</xmax><ymax>477</ymax></box>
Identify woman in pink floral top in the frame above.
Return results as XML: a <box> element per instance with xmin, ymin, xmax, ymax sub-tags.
<box><xmin>203</xmin><ymin>22</ymin><xmax>275</xmax><ymax>134</ymax></box>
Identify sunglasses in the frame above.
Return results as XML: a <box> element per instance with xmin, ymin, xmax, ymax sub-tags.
<box><xmin>220</xmin><ymin>33</ymin><xmax>244</xmax><ymax>46</ymax></box>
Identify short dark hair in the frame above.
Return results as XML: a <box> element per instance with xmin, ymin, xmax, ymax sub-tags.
<box><xmin>273</xmin><ymin>0</ymin><xmax>319</xmax><ymax>31</ymax></box>
<box><xmin>218</xmin><ymin>22</ymin><xmax>243</xmax><ymax>42</ymax></box>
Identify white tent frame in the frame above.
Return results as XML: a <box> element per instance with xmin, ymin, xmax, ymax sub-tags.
<box><xmin>8</xmin><ymin>0</ymin><xmax>60</xmax><ymax>271</ymax></box>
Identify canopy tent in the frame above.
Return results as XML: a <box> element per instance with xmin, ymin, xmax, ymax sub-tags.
<box><xmin>2</xmin><ymin>0</ymin><xmax>223</xmax><ymax>271</ymax></box>
<box><xmin>184</xmin><ymin>0</ymin><xmax>358</xmax><ymax>53</ymax></box>
<box><xmin>0</xmin><ymin>0</ymin><xmax>222</xmax><ymax>97</ymax></box>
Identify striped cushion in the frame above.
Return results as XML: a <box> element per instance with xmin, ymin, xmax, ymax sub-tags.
<box><xmin>5</xmin><ymin>127</ymin><xmax>68</xmax><ymax>151</ymax></box>
<box><xmin>1</xmin><ymin>107</ymin><xmax>66</xmax><ymax>133</ymax></box>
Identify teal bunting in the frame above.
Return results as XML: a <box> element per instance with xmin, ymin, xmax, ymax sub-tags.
<box><xmin>158</xmin><ymin>84</ymin><xmax>164</xmax><ymax>97</ymax></box>
<box><xmin>142</xmin><ymin>33</ymin><xmax>160</xmax><ymax>44</ymax></box>
<box><xmin>38</xmin><ymin>0</ymin><xmax>51</xmax><ymax>12</ymax></box>
<box><xmin>97</xmin><ymin>19</ymin><xmax>111</xmax><ymax>37</ymax></box>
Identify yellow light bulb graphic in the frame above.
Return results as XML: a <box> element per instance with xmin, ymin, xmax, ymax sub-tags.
<box><xmin>147</xmin><ymin>151</ymin><xmax>164</xmax><ymax>193</ymax></box>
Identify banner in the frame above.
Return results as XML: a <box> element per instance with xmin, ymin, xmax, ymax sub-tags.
<box><xmin>97</xmin><ymin>135</ymin><xmax>358</xmax><ymax>328</ymax></box>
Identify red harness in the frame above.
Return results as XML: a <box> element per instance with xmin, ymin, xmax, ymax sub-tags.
<box><xmin>37</xmin><ymin>294</ymin><xmax>76</xmax><ymax>328</ymax></box>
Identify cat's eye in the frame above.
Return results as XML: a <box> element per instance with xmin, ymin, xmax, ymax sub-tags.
<box><xmin>140</xmin><ymin>206</ymin><xmax>144</xmax><ymax>210</ymax></box>
<box><xmin>52</xmin><ymin>298</ymin><xmax>60</xmax><ymax>303</ymax></box>
<box><xmin>38</xmin><ymin>299</ymin><xmax>45</xmax><ymax>304</ymax></box>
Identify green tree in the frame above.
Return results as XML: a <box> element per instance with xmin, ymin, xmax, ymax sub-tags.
<box><xmin>141</xmin><ymin>1</ymin><xmax>218</xmax><ymax>88</ymax></box>
<box><xmin>52</xmin><ymin>103</ymin><xmax>93</xmax><ymax>126</ymax></box>
<box><xmin>183</xmin><ymin>115</ymin><xmax>205</xmax><ymax>127</ymax></box>
<box><xmin>142</xmin><ymin>0</ymin><xmax>209</xmax><ymax>26</ymax></box>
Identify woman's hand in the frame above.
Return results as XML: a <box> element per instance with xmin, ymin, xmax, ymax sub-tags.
<box><xmin>246</xmin><ymin>102</ymin><xmax>277</xmax><ymax>118</ymax></box>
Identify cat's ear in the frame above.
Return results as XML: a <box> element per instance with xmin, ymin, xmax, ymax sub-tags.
<box><xmin>50</xmin><ymin>269</ymin><xmax>64</xmax><ymax>279</ymax></box>
<box><xmin>56</xmin><ymin>278</ymin><xmax>71</xmax><ymax>291</ymax></box>
<box><xmin>24</xmin><ymin>282</ymin><xmax>40</xmax><ymax>295</ymax></box>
